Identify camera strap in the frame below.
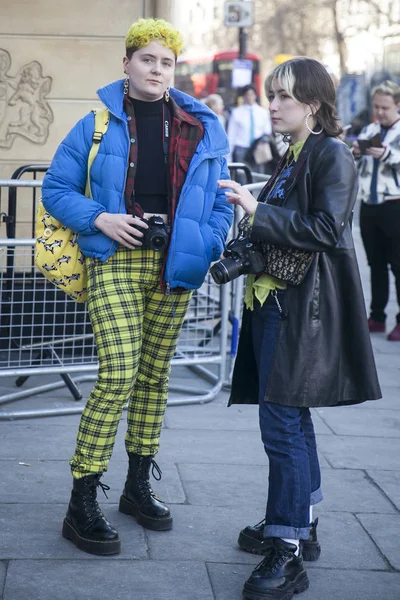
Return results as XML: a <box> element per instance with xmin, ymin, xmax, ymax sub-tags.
<box><xmin>162</xmin><ymin>102</ymin><xmax>171</xmax><ymax>164</ymax></box>
<box><xmin>163</xmin><ymin>102</ymin><xmax>172</xmax><ymax>224</ymax></box>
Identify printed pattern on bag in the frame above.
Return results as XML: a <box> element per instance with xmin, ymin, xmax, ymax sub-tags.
<box><xmin>34</xmin><ymin>107</ymin><xmax>110</xmax><ymax>302</ymax></box>
<box><xmin>35</xmin><ymin>202</ymin><xmax>88</xmax><ymax>301</ymax></box>
<box><xmin>238</xmin><ymin>213</ymin><xmax>314</xmax><ymax>286</ymax></box>
<box><xmin>261</xmin><ymin>243</ymin><xmax>314</xmax><ymax>285</ymax></box>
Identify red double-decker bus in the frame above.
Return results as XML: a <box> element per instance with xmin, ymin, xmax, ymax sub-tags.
<box><xmin>174</xmin><ymin>50</ymin><xmax>261</xmax><ymax>108</ymax></box>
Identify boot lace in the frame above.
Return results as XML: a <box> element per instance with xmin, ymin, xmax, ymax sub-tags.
<box><xmin>150</xmin><ymin>459</ymin><xmax>162</xmax><ymax>481</ymax></box>
<box><xmin>98</xmin><ymin>479</ymin><xmax>111</xmax><ymax>498</ymax></box>
<box><xmin>137</xmin><ymin>457</ymin><xmax>163</xmax><ymax>503</ymax></box>
<box><xmin>254</xmin><ymin>543</ymin><xmax>292</xmax><ymax>575</ymax></box>
<box><xmin>82</xmin><ymin>477</ymin><xmax>110</xmax><ymax>525</ymax></box>
<box><xmin>253</xmin><ymin>518</ymin><xmax>266</xmax><ymax>529</ymax></box>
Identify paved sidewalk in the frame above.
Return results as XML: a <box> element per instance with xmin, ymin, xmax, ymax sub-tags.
<box><xmin>1</xmin><ymin>227</ymin><xmax>399</xmax><ymax>600</ymax></box>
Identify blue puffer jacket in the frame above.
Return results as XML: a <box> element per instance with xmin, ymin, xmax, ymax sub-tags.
<box><xmin>42</xmin><ymin>80</ymin><xmax>233</xmax><ymax>290</ymax></box>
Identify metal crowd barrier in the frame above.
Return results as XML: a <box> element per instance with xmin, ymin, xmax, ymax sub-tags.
<box><xmin>220</xmin><ymin>180</ymin><xmax>269</xmax><ymax>385</ymax></box>
<box><xmin>6</xmin><ymin>165</ymin><xmax>50</xmax><ymax>239</ymax></box>
<box><xmin>250</xmin><ymin>171</ymin><xmax>270</xmax><ymax>182</ymax></box>
<box><xmin>0</xmin><ymin>174</ymin><xmax>268</xmax><ymax>420</ymax></box>
<box><xmin>227</xmin><ymin>162</ymin><xmax>253</xmax><ymax>184</ymax></box>
<box><xmin>229</xmin><ymin>180</ymin><xmax>268</xmax><ymax>366</ymax></box>
<box><xmin>0</xmin><ymin>236</ymin><xmax>230</xmax><ymax>419</ymax></box>
<box><xmin>0</xmin><ymin>177</ymin><xmax>230</xmax><ymax>419</ymax></box>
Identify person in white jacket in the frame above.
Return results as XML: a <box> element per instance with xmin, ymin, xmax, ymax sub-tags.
<box><xmin>353</xmin><ymin>80</ymin><xmax>400</xmax><ymax>341</ymax></box>
<box><xmin>227</xmin><ymin>84</ymin><xmax>272</xmax><ymax>174</ymax></box>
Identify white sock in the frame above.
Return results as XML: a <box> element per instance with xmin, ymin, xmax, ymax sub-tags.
<box><xmin>309</xmin><ymin>506</ymin><xmax>313</xmax><ymax>524</ymax></box>
<box><xmin>281</xmin><ymin>538</ymin><xmax>300</xmax><ymax>556</ymax></box>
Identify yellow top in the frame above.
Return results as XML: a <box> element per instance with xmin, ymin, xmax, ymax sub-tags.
<box><xmin>244</xmin><ymin>140</ymin><xmax>305</xmax><ymax>310</ymax></box>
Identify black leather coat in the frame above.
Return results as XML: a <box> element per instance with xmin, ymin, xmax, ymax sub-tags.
<box><xmin>229</xmin><ymin>133</ymin><xmax>381</xmax><ymax>408</ymax></box>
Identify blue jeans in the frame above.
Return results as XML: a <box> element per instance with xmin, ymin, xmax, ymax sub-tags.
<box><xmin>251</xmin><ymin>293</ymin><xmax>323</xmax><ymax>540</ymax></box>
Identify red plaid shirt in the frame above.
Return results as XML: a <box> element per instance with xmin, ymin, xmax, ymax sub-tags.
<box><xmin>123</xmin><ymin>95</ymin><xmax>204</xmax><ymax>221</ymax></box>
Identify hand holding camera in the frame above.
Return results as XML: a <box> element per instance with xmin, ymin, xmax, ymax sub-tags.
<box><xmin>210</xmin><ymin>236</ymin><xmax>265</xmax><ymax>284</ymax></box>
<box><xmin>135</xmin><ymin>215</ymin><xmax>170</xmax><ymax>251</ymax></box>
<box><xmin>94</xmin><ymin>213</ymin><xmax>170</xmax><ymax>251</ymax></box>
<box><xmin>94</xmin><ymin>213</ymin><xmax>148</xmax><ymax>249</ymax></box>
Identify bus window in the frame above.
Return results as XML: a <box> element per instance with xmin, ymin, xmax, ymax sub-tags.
<box><xmin>175</xmin><ymin>58</ymin><xmax>213</xmax><ymax>98</ymax></box>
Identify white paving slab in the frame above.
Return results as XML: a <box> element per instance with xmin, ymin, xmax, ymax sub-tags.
<box><xmin>0</xmin><ymin>504</ymin><xmax>147</xmax><ymax>560</ymax></box>
<box><xmin>3</xmin><ymin>560</ymin><xmax>214</xmax><ymax>600</ymax></box>
<box><xmin>357</xmin><ymin>513</ymin><xmax>400</xmax><ymax>570</ymax></box>
<box><xmin>367</xmin><ymin>470</ymin><xmax>400</xmax><ymax>511</ymax></box>
<box><xmin>0</xmin><ymin>457</ymin><xmax>185</xmax><ymax>505</ymax></box>
<box><xmin>315</xmin><ymin>407</ymin><xmax>400</xmax><ymax>437</ymax></box>
<box><xmin>207</xmin><ymin>563</ymin><xmax>400</xmax><ymax>600</ymax></box>
<box><xmin>317</xmin><ymin>435</ymin><xmax>400</xmax><ymax>471</ymax></box>
<box><xmin>146</xmin><ymin>506</ymin><xmax>386</xmax><ymax>570</ymax></box>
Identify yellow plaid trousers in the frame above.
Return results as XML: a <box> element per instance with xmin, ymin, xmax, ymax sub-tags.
<box><xmin>70</xmin><ymin>247</ymin><xmax>192</xmax><ymax>478</ymax></box>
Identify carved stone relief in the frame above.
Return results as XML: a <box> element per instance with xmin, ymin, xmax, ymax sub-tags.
<box><xmin>0</xmin><ymin>49</ymin><xmax>53</xmax><ymax>149</ymax></box>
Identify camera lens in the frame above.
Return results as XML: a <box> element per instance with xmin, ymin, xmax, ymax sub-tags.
<box><xmin>210</xmin><ymin>257</ymin><xmax>242</xmax><ymax>284</ymax></box>
<box><xmin>141</xmin><ymin>218</ymin><xmax>170</xmax><ymax>252</ymax></box>
<box><xmin>150</xmin><ymin>234</ymin><xmax>168</xmax><ymax>251</ymax></box>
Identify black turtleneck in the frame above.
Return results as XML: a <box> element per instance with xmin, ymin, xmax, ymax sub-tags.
<box><xmin>130</xmin><ymin>96</ymin><xmax>168</xmax><ymax>215</ymax></box>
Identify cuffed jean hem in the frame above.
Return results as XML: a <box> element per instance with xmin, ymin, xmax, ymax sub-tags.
<box><xmin>263</xmin><ymin>525</ymin><xmax>311</xmax><ymax>540</ymax></box>
<box><xmin>310</xmin><ymin>487</ymin><xmax>323</xmax><ymax>506</ymax></box>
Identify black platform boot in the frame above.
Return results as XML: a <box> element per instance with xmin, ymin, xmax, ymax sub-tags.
<box><xmin>62</xmin><ymin>474</ymin><xmax>121</xmax><ymax>555</ymax></box>
<box><xmin>238</xmin><ymin>518</ymin><xmax>321</xmax><ymax>562</ymax></box>
<box><xmin>243</xmin><ymin>538</ymin><xmax>309</xmax><ymax>600</ymax></box>
<box><xmin>119</xmin><ymin>453</ymin><xmax>173</xmax><ymax>531</ymax></box>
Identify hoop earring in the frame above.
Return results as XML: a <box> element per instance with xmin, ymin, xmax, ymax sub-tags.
<box><xmin>164</xmin><ymin>86</ymin><xmax>170</xmax><ymax>102</ymax></box>
<box><xmin>305</xmin><ymin>112</ymin><xmax>323</xmax><ymax>135</ymax></box>
<box><xmin>123</xmin><ymin>76</ymin><xmax>129</xmax><ymax>96</ymax></box>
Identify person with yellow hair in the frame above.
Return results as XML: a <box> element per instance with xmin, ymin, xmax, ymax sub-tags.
<box><xmin>42</xmin><ymin>17</ymin><xmax>233</xmax><ymax>556</ymax></box>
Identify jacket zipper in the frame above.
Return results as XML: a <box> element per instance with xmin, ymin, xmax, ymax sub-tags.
<box><xmin>164</xmin><ymin>150</ymin><xmax>181</xmax><ymax>293</ymax></box>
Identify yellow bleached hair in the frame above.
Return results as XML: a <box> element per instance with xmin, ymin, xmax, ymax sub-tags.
<box><xmin>125</xmin><ymin>18</ymin><xmax>183</xmax><ymax>57</ymax></box>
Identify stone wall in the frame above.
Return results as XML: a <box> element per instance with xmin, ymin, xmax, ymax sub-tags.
<box><xmin>0</xmin><ymin>0</ymin><xmax>171</xmax><ymax>238</ymax></box>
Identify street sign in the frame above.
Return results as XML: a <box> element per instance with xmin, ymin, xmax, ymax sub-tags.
<box><xmin>232</xmin><ymin>59</ymin><xmax>253</xmax><ymax>87</ymax></box>
<box><xmin>224</xmin><ymin>1</ymin><xmax>254</xmax><ymax>28</ymax></box>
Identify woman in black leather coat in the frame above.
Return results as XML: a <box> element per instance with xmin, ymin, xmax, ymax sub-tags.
<box><xmin>218</xmin><ymin>57</ymin><xmax>381</xmax><ymax>600</ymax></box>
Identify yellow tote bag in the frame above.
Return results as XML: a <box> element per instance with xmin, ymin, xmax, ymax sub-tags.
<box><xmin>35</xmin><ymin>108</ymin><xmax>109</xmax><ymax>302</ymax></box>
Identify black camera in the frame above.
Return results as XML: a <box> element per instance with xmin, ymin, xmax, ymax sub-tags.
<box><xmin>137</xmin><ymin>216</ymin><xmax>170</xmax><ymax>252</ymax></box>
<box><xmin>210</xmin><ymin>237</ymin><xmax>265</xmax><ymax>285</ymax></box>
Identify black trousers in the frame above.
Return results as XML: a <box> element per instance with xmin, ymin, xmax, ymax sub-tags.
<box><xmin>360</xmin><ymin>200</ymin><xmax>400</xmax><ymax>323</ymax></box>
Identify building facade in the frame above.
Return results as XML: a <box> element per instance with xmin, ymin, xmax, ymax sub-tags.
<box><xmin>0</xmin><ymin>0</ymin><xmax>174</xmax><ymax>237</ymax></box>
